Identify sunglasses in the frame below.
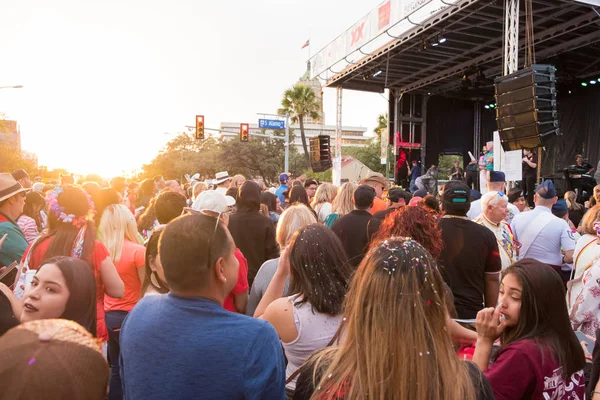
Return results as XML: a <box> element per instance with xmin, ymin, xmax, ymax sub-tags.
<box><xmin>182</xmin><ymin>208</ymin><xmax>223</xmax><ymax>269</ymax></box>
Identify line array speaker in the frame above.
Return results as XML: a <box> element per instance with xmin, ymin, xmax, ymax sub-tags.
<box><xmin>494</xmin><ymin>65</ymin><xmax>560</xmax><ymax>151</ymax></box>
<box><xmin>309</xmin><ymin>135</ymin><xmax>332</xmax><ymax>172</ymax></box>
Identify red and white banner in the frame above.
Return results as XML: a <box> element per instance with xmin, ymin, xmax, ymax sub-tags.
<box><xmin>311</xmin><ymin>0</ymin><xmax>459</xmax><ymax>80</ymax></box>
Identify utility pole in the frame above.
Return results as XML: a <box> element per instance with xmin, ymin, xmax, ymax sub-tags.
<box><xmin>332</xmin><ymin>87</ymin><xmax>343</xmax><ymax>187</ymax></box>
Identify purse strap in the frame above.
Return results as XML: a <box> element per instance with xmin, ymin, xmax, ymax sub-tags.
<box><xmin>285</xmin><ymin>319</ymin><xmax>345</xmax><ymax>385</ymax></box>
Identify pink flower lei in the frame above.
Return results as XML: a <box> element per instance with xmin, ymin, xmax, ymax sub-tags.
<box><xmin>46</xmin><ymin>186</ymin><xmax>96</xmax><ymax>229</ymax></box>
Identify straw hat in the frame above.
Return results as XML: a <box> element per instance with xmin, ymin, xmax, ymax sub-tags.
<box><xmin>214</xmin><ymin>171</ymin><xmax>230</xmax><ymax>185</ymax></box>
<box><xmin>360</xmin><ymin>173</ymin><xmax>390</xmax><ymax>190</ymax></box>
<box><xmin>0</xmin><ymin>173</ymin><xmax>30</xmax><ymax>203</ymax></box>
<box><xmin>0</xmin><ymin>319</ymin><xmax>108</xmax><ymax>400</ymax></box>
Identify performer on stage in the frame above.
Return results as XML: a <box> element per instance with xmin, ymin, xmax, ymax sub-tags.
<box><xmin>575</xmin><ymin>154</ymin><xmax>594</xmax><ymax>175</ymax></box>
<box><xmin>449</xmin><ymin>159</ymin><xmax>464</xmax><ymax>181</ymax></box>
<box><xmin>522</xmin><ymin>148</ymin><xmax>538</xmax><ymax>208</ymax></box>
<box><xmin>479</xmin><ymin>142</ymin><xmax>494</xmax><ymax>194</ymax></box>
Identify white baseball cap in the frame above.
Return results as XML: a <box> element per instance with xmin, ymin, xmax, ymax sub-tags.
<box><xmin>191</xmin><ymin>190</ymin><xmax>236</xmax><ymax>213</ymax></box>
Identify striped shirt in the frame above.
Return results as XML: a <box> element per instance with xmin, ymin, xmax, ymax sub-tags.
<box><xmin>17</xmin><ymin>215</ymin><xmax>39</xmax><ymax>244</ymax></box>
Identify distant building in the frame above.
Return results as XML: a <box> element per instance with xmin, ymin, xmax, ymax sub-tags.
<box><xmin>297</xmin><ymin>61</ymin><xmax>324</xmax><ymax>125</ymax></box>
<box><xmin>341</xmin><ymin>155</ymin><xmax>375</xmax><ymax>183</ymax></box>
<box><xmin>219</xmin><ymin>121</ymin><xmax>369</xmax><ymax>149</ymax></box>
<box><xmin>0</xmin><ymin>120</ymin><xmax>21</xmax><ymax>150</ymax></box>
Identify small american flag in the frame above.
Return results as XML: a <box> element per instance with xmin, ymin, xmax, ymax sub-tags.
<box><xmin>301</xmin><ymin>40</ymin><xmax>310</xmax><ymax>49</ymax></box>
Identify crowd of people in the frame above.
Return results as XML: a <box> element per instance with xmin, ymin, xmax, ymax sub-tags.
<box><xmin>1</xmin><ymin>164</ymin><xmax>600</xmax><ymax>400</ymax></box>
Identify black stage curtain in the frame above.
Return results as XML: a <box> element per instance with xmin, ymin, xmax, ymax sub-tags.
<box><xmin>425</xmin><ymin>96</ymin><xmax>476</xmax><ymax>167</ymax></box>
<box><xmin>542</xmin><ymin>85</ymin><xmax>600</xmax><ymax>176</ymax></box>
<box><xmin>424</xmin><ymin>88</ymin><xmax>600</xmax><ymax>175</ymax></box>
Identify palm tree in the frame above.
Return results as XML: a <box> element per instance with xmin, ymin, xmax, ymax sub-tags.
<box><xmin>278</xmin><ymin>84</ymin><xmax>321</xmax><ymax>164</ymax></box>
<box><xmin>373</xmin><ymin>113</ymin><xmax>388</xmax><ymax>141</ymax></box>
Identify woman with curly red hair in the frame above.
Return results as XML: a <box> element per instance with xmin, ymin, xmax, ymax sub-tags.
<box><xmin>374</xmin><ymin>205</ymin><xmax>443</xmax><ymax>258</ymax></box>
<box><xmin>371</xmin><ymin>204</ymin><xmax>475</xmax><ymax>346</ymax></box>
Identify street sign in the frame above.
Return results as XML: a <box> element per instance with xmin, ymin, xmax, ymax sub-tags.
<box><xmin>258</xmin><ymin>119</ymin><xmax>285</xmax><ymax>129</ymax></box>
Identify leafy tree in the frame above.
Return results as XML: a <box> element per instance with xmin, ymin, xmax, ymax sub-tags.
<box><xmin>220</xmin><ymin>129</ymin><xmax>296</xmax><ymax>186</ymax></box>
<box><xmin>343</xmin><ymin>140</ymin><xmax>385</xmax><ymax>175</ymax></box>
<box><xmin>278</xmin><ymin>84</ymin><xmax>321</xmax><ymax>164</ymax></box>
<box><xmin>142</xmin><ymin>134</ymin><xmax>221</xmax><ymax>181</ymax></box>
<box><xmin>303</xmin><ymin>168</ymin><xmax>332</xmax><ymax>183</ymax></box>
<box><xmin>0</xmin><ymin>141</ymin><xmax>37</xmax><ymax>172</ymax></box>
<box><xmin>337</xmin><ymin>113</ymin><xmax>387</xmax><ymax>175</ymax></box>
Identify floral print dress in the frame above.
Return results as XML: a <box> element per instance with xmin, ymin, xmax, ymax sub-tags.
<box><xmin>571</xmin><ymin>258</ymin><xmax>600</xmax><ymax>336</ymax></box>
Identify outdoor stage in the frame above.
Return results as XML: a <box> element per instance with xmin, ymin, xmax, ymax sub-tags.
<box><xmin>310</xmin><ymin>0</ymin><xmax>600</xmax><ymax>185</ymax></box>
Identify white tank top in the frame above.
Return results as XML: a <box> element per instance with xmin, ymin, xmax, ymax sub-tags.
<box><xmin>282</xmin><ymin>295</ymin><xmax>343</xmax><ymax>391</ymax></box>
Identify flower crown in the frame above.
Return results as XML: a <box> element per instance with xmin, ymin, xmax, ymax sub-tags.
<box><xmin>46</xmin><ymin>186</ymin><xmax>95</xmax><ymax>229</ymax></box>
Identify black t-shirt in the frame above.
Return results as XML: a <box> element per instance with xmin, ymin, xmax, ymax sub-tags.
<box><xmin>438</xmin><ymin>217</ymin><xmax>501</xmax><ymax>319</ymax></box>
<box><xmin>331</xmin><ymin>210</ymin><xmax>377</xmax><ymax>268</ymax></box>
<box><xmin>523</xmin><ymin>153</ymin><xmax>537</xmax><ymax>178</ymax></box>
<box><xmin>293</xmin><ymin>358</ymin><xmax>494</xmax><ymax>400</ymax></box>
<box><xmin>0</xmin><ymin>291</ymin><xmax>19</xmax><ymax>336</ymax></box>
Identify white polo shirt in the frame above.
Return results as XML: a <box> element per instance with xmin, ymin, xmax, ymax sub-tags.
<box><xmin>510</xmin><ymin>206</ymin><xmax>576</xmax><ymax>266</ymax></box>
<box><xmin>467</xmin><ymin>199</ymin><xmax>520</xmax><ymax>224</ymax></box>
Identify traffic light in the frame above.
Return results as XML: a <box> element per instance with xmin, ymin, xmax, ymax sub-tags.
<box><xmin>195</xmin><ymin>115</ymin><xmax>205</xmax><ymax>140</ymax></box>
<box><xmin>240</xmin><ymin>123</ymin><xmax>249</xmax><ymax>142</ymax></box>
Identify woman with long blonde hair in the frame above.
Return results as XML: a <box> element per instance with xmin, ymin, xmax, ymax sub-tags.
<box><xmin>311</xmin><ymin>183</ymin><xmax>337</xmax><ymax>223</ymax></box>
<box><xmin>293</xmin><ymin>238</ymin><xmax>491</xmax><ymax>400</ymax></box>
<box><xmin>324</xmin><ymin>182</ymin><xmax>356</xmax><ymax>228</ymax></box>
<box><xmin>246</xmin><ymin>204</ymin><xmax>316</xmax><ymax>316</ymax></box>
<box><xmin>98</xmin><ymin>204</ymin><xmax>145</xmax><ymax>400</ymax></box>
<box><xmin>230</xmin><ymin>174</ymin><xmax>246</xmax><ymax>190</ymax></box>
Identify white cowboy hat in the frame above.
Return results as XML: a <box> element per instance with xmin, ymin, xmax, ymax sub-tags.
<box><xmin>0</xmin><ymin>173</ymin><xmax>30</xmax><ymax>203</ymax></box>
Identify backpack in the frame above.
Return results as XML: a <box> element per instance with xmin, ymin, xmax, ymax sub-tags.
<box><xmin>324</xmin><ymin>213</ymin><xmax>339</xmax><ymax>228</ymax></box>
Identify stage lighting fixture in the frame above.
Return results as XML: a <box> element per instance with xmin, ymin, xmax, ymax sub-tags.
<box><xmin>489</xmin><ymin>104</ymin><xmax>496</xmax><ymax>109</ymax></box>
<box><xmin>439</xmin><ymin>37</ymin><xmax>447</xmax><ymax>44</ymax></box>
<box><xmin>591</xmin><ymin>80</ymin><xmax>597</xmax><ymax>85</ymax></box>
<box><xmin>432</xmin><ymin>41</ymin><xmax>439</xmax><ymax>47</ymax></box>
<box><xmin>373</xmin><ymin>70</ymin><xmax>383</xmax><ymax>78</ymax></box>
<box><xmin>484</xmin><ymin>105</ymin><xmax>490</xmax><ymax>109</ymax></box>
<box><xmin>581</xmin><ymin>82</ymin><xmax>588</xmax><ymax>87</ymax></box>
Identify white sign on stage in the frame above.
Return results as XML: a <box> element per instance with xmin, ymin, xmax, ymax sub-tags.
<box><xmin>503</xmin><ymin>151</ymin><xmax>523</xmax><ymax>182</ymax></box>
<box><xmin>493</xmin><ymin>131</ymin><xmax>522</xmax><ymax>182</ymax></box>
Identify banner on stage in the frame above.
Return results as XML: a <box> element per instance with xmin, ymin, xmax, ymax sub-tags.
<box><xmin>311</xmin><ymin>0</ymin><xmax>457</xmax><ymax>80</ymax></box>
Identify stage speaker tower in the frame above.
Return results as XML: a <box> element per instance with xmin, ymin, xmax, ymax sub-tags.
<box><xmin>494</xmin><ymin>65</ymin><xmax>560</xmax><ymax>151</ymax></box>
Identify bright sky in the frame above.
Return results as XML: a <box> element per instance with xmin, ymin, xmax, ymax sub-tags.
<box><xmin>1</xmin><ymin>0</ymin><xmax>388</xmax><ymax>178</ymax></box>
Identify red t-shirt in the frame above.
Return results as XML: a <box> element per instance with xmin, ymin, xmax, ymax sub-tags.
<box><xmin>24</xmin><ymin>238</ymin><xmax>111</xmax><ymax>341</ymax></box>
<box><xmin>223</xmin><ymin>248</ymin><xmax>249</xmax><ymax>313</ymax></box>
<box><xmin>104</xmin><ymin>240</ymin><xmax>145</xmax><ymax>313</ymax></box>
<box><xmin>484</xmin><ymin>339</ymin><xmax>585</xmax><ymax>400</ymax></box>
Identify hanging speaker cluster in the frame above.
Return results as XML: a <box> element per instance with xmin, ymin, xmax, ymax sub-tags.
<box><xmin>494</xmin><ymin>65</ymin><xmax>560</xmax><ymax>151</ymax></box>
<box><xmin>309</xmin><ymin>135</ymin><xmax>332</xmax><ymax>172</ymax></box>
